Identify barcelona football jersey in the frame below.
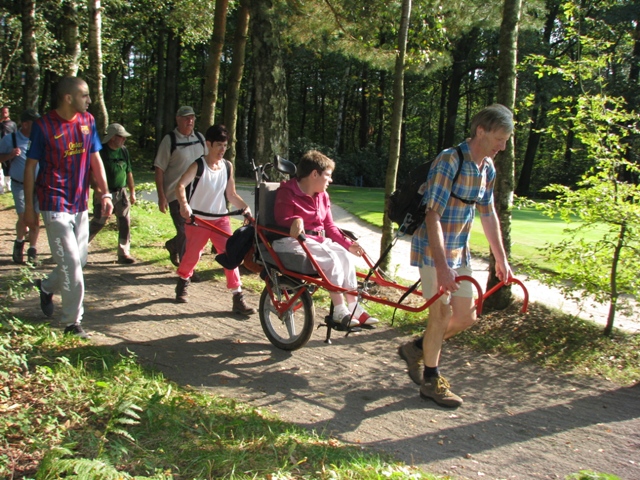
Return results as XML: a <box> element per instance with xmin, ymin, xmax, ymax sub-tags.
<box><xmin>27</xmin><ymin>110</ymin><xmax>102</xmax><ymax>213</ymax></box>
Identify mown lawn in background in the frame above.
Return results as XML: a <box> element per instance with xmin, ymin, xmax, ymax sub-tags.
<box><xmin>327</xmin><ymin>185</ymin><xmax>606</xmax><ymax>271</ymax></box>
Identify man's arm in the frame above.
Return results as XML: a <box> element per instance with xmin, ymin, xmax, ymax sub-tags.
<box><xmin>23</xmin><ymin>158</ymin><xmax>39</xmax><ymax>230</ymax></box>
<box><xmin>154</xmin><ymin>167</ymin><xmax>168</xmax><ymax>213</ymax></box>
<box><xmin>479</xmin><ymin>209</ymin><xmax>512</xmax><ymax>282</ymax></box>
<box><xmin>425</xmin><ymin>209</ymin><xmax>459</xmax><ymax>294</ymax></box>
<box><xmin>90</xmin><ymin>151</ymin><xmax>114</xmax><ymax>218</ymax></box>
<box><xmin>175</xmin><ymin>161</ymin><xmax>198</xmax><ymax>220</ymax></box>
<box><xmin>127</xmin><ymin>171</ymin><xmax>136</xmax><ymax>205</ymax></box>
<box><xmin>0</xmin><ymin>148</ymin><xmax>19</xmax><ymax>163</ymax></box>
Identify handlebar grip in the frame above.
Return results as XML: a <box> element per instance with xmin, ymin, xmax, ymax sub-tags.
<box><xmin>298</xmin><ymin>233</ymin><xmax>307</xmax><ymax>242</ymax></box>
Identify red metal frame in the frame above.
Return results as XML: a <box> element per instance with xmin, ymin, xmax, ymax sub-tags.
<box><xmin>192</xmin><ymin>215</ymin><xmax>529</xmax><ymax>318</ymax></box>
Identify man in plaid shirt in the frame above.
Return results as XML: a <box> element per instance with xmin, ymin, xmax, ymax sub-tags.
<box><xmin>398</xmin><ymin>104</ymin><xmax>514</xmax><ymax>408</ymax></box>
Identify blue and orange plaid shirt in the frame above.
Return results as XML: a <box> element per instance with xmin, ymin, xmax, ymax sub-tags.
<box><xmin>410</xmin><ymin>140</ymin><xmax>496</xmax><ymax>269</ymax></box>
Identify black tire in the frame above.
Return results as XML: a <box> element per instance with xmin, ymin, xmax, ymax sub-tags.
<box><xmin>259</xmin><ymin>283</ymin><xmax>315</xmax><ymax>351</ymax></box>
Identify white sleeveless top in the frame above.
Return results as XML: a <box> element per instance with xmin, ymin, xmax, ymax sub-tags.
<box><xmin>189</xmin><ymin>159</ymin><xmax>228</xmax><ymax>215</ymax></box>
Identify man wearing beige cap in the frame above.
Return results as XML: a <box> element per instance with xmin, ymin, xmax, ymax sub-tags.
<box><xmin>154</xmin><ymin>106</ymin><xmax>206</xmax><ymax>272</ymax></box>
<box><xmin>88</xmin><ymin>123</ymin><xmax>137</xmax><ymax>264</ymax></box>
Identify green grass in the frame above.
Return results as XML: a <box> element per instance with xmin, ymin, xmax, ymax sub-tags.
<box><xmin>0</xmin><ymin>311</ymin><xmax>438</xmax><ymax>479</ymax></box>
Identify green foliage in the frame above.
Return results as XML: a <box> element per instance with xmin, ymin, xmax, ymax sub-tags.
<box><xmin>533</xmin><ymin>93</ymin><xmax>640</xmax><ymax>333</ymax></box>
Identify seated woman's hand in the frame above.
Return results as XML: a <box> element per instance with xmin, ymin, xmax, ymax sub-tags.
<box><xmin>289</xmin><ymin>218</ymin><xmax>304</xmax><ymax>239</ymax></box>
<box><xmin>348</xmin><ymin>242</ymin><xmax>364</xmax><ymax>257</ymax></box>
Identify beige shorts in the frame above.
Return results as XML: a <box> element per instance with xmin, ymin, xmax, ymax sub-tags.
<box><xmin>419</xmin><ymin>265</ymin><xmax>475</xmax><ymax>299</ymax></box>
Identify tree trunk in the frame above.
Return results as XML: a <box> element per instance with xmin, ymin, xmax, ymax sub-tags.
<box><xmin>163</xmin><ymin>31</ymin><xmax>180</xmax><ymax>137</ymax></box>
<box><xmin>224</xmin><ymin>0</ymin><xmax>250</xmax><ymax>166</ymax></box>
<box><xmin>249</xmin><ymin>0</ymin><xmax>289</xmax><ymax>165</ymax></box>
<box><xmin>376</xmin><ymin>70</ymin><xmax>386</xmax><ymax>151</ymax></box>
<box><xmin>200</xmin><ymin>0</ymin><xmax>229</xmax><ymax>130</ymax></box>
<box><xmin>381</xmin><ymin>0</ymin><xmax>411</xmax><ymax>270</ymax></box>
<box><xmin>604</xmin><ymin>222</ymin><xmax>626</xmax><ymax>336</ymax></box>
<box><xmin>155</xmin><ymin>29</ymin><xmax>166</xmax><ymax>150</ymax></box>
<box><xmin>87</xmin><ymin>0</ymin><xmax>108</xmax><ymax>134</ymax></box>
<box><xmin>21</xmin><ymin>0</ymin><xmax>40</xmax><ymax>109</ymax></box>
<box><xmin>515</xmin><ymin>0</ymin><xmax>559</xmax><ymax>196</ymax></box>
<box><xmin>61</xmin><ymin>0</ymin><xmax>81</xmax><ymax>76</ymax></box>
<box><xmin>359</xmin><ymin>64</ymin><xmax>369</xmax><ymax>149</ymax></box>
<box><xmin>333</xmin><ymin>64</ymin><xmax>350</xmax><ymax>153</ymax></box>
<box><xmin>443</xmin><ymin>28</ymin><xmax>478</xmax><ymax>149</ymax></box>
<box><xmin>484</xmin><ymin>0</ymin><xmax>522</xmax><ymax>311</ymax></box>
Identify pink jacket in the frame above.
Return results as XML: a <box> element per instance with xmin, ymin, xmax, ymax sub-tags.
<box><xmin>274</xmin><ymin>178</ymin><xmax>353</xmax><ymax>250</ymax></box>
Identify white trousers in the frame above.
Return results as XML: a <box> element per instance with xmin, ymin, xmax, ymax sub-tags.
<box><xmin>273</xmin><ymin>237</ymin><xmax>357</xmax><ymax>289</ymax></box>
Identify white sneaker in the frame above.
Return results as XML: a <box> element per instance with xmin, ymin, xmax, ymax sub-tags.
<box><xmin>333</xmin><ymin>305</ymin><xmax>359</xmax><ymax>327</ymax></box>
<box><xmin>351</xmin><ymin>305</ymin><xmax>379</xmax><ymax>325</ymax></box>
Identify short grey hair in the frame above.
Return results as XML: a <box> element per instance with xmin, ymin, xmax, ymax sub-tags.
<box><xmin>469</xmin><ymin>104</ymin><xmax>514</xmax><ymax>138</ymax></box>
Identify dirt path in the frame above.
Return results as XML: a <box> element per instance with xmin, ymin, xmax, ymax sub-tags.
<box><xmin>2</xmin><ymin>204</ymin><xmax>639</xmax><ymax>480</ymax></box>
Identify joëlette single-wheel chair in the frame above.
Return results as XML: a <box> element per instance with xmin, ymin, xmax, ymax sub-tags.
<box><xmin>244</xmin><ymin>156</ymin><xmax>528</xmax><ymax>351</ymax></box>
<box><xmin>192</xmin><ymin>156</ymin><xmax>529</xmax><ymax>351</ymax></box>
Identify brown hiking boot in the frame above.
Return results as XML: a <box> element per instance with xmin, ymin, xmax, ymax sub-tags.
<box><xmin>232</xmin><ymin>292</ymin><xmax>256</xmax><ymax>315</ymax></box>
<box><xmin>175</xmin><ymin>277</ymin><xmax>190</xmax><ymax>303</ymax></box>
<box><xmin>118</xmin><ymin>254</ymin><xmax>136</xmax><ymax>264</ymax></box>
<box><xmin>398</xmin><ymin>339</ymin><xmax>423</xmax><ymax>385</ymax></box>
<box><xmin>165</xmin><ymin>239</ymin><xmax>179</xmax><ymax>267</ymax></box>
<box><xmin>420</xmin><ymin>375</ymin><xmax>463</xmax><ymax>408</ymax></box>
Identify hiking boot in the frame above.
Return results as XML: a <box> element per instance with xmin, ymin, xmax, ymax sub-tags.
<box><xmin>175</xmin><ymin>277</ymin><xmax>190</xmax><ymax>303</ymax></box>
<box><xmin>117</xmin><ymin>253</ymin><xmax>136</xmax><ymax>264</ymax></box>
<box><xmin>165</xmin><ymin>239</ymin><xmax>179</xmax><ymax>267</ymax></box>
<box><xmin>12</xmin><ymin>240</ymin><xmax>25</xmax><ymax>264</ymax></box>
<box><xmin>232</xmin><ymin>292</ymin><xmax>256</xmax><ymax>315</ymax></box>
<box><xmin>35</xmin><ymin>279</ymin><xmax>54</xmax><ymax>317</ymax></box>
<box><xmin>398</xmin><ymin>340</ymin><xmax>423</xmax><ymax>385</ymax></box>
<box><xmin>64</xmin><ymin>323</ymin><xmax>89</xmax><ymax>339</ymax></box>
<box><xmin>27</xmin><ymin>247</ymin><xmax>38</xmax><ymax>265</ymax></box>
<box><xmin>420</xmin><ymin>375</ymin><xmax>463</xmax><ymax>408</ymax></box>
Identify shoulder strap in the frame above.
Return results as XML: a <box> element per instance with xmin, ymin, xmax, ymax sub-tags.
<box><xmin>195</xmin><ymin>131</ymin><xmax>205</xmax><ymax>149</ymax></box>
<box><xmin>12</xmin><ymin>132</ymin><xmax>17</xmax><ymax>149</ymax></box>
<box><xmin>169</xmin><ymin>131</ymin><xmax>177</xmax><ymax>155</ymax></box>
<box><xmin>122</xmin><ymin>145</ymin><xmax>130</xmax><ymax>163</ymax></box>
<box><xmin>450</xmin><ymin>145</ymin><xmax>476</xmax><ymax>205</ymax></box>
<box><xmin>187</xmin><ymin>157</ymin><xmax>205</xmax><ymax>203</ymax></box>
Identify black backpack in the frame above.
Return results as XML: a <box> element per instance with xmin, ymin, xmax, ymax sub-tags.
<box><xmin>387</xmin><ymin>145</ymin><xmax>475</xmax><ymax>235</ymax></box>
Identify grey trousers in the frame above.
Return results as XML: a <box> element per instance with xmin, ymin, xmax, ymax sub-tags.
<box><xmin>41</xmin><ymin>210</ymin><xmax>89</xmax><ymax>325</ymax></box>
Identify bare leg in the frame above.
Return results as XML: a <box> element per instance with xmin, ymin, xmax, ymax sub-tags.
<box><xmin>422</xmin><ymin>295</ymin><xmax>476</xmax><ymax>367</ymax></box>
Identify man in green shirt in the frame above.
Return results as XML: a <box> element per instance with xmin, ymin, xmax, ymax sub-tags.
<box><xmin>89</xmin><ymin>123</ymin><xmax>136</xmax><ymax>264</ymax></box>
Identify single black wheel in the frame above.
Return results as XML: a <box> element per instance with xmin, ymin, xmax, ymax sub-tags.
<box><xmin>259</xmin><ymin>283</ymin><xmax>315</xmax><ymax>351</ymax></box>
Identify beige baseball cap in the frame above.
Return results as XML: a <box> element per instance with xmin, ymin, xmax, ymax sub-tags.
<box><xmin>176</xmin><ymin>106</ymin><xmax>196</xmax><ymax>117</ymax></box>
<box><xmin>102</xmin><ymin>123</ymin><xmax>131</xmax><ymax>143</ymax></box>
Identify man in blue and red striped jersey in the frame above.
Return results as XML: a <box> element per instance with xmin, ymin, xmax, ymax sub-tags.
<box><xmin>24</xmin><ymin>76</ymin><xmax>113</xmax><ymax>338</ymax></box>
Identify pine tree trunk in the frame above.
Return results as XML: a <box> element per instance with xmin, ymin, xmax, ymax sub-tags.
<box><xmin>200</xmin><ymin>0</ymin><xmax>229</xmax><ymax>131</ymax></box>
<box><xmin>155</xmin><ymin>29</ymin><xmax>167</xmax><ymax>149</ymax></box>
<box><xmin>515</xmin><ymin>0</ymin><xmax>559</xmax><ymax>196</ymax></box>
<box><xmin>442</xmin><ymin>28</ymin><xmax>478</xmax><ymax>149</ymax></box>
<box><xmin>224</xmin><ymin>0</ymin><xmax>250</xmax><ymax>166</ymax></box>
<box><xmin>163</xmin><ymin>32</ymin><xmax>180</xmax><ymax>136</ymax></box>
<box><xmin>381</xmin><ymin>0</ymin><xmax>411</xmax><ymax>270</ymax></box>
<box><xmin>62</xmin><ymin>0</ymin><xmax>81</xmax><ymax>76</ymax></box>
<box><xmin>484</xmin><ymin>0</ymin><xmax>522</xmax><ymax>311</ymax></box>
<box><xmin>87</xmin><ymin>0</ymin><xmax>108</xmax><ymax>133</ymax></box>
<box><xmin>249</xmin><ymin>0</ymin><xmax>289</xmax><ymax>165</ymax></box>
<box><xmin>21</xmin><ymin>0</ymin><xmax>40</xmax><ymax>110</ymax></box>
<box><xmin>334</xmin><ymin>64</ymin><xmax>350</xmax><ymax>153</ymax></box>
